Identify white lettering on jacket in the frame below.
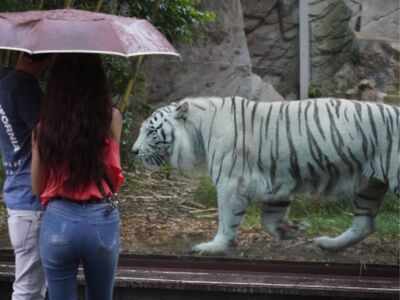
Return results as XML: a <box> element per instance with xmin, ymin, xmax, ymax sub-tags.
<box><xmin>0</xmin><ymin>105</ymin><xmax>21</xmax><ymax>152</ymax></box>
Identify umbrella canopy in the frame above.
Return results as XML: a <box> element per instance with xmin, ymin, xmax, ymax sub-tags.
<box><xmin>0</xmin><ymin>9</ymin><xmax>179</xmax><ymax>58</ymax></box>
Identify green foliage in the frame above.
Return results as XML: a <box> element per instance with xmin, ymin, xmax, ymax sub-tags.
<box><xmin>160</xmin><ymin>163</ymin><xmax>174</xmax><ymax>179</ymax></box>
<box><xmin>120</xmin><ymin>99</ymin><xmax>152</xmax><ymax>170</ymax></box>
<box><xmin>308</xmin><ymin>83</ymin><xmax>322</xmax><ymax>98</ymax></box>
<box><xmin>242</xmin><ymin>203</ymin><xmax>261</xmax><ymax>229</ymax></box>
<box><xmin>384</xmin><ymin>95</ymin><xmax>400</xmax><ymax>105</ymax></box>
<box><xmin>103</xmin><ymin>56</ymin><xmax>135</xmax><ymax>100</ymax></box>
<box><xmin>242</xmin><ymin>195</ymin><xmax>399</xmax><ymax>239</ymax></box>
<box><xmin>384</xmin><ymin>87</ymin><xmax>400</xmax><ymax>105</ymax></box>
<box><xmin>0</xmin><ymin>0</ymin><xmax>36</xmax><ymax>11</ymax></box>
<box><xmin>192</xmin><ymin>176</ymin><xmax>217</xmax><ymax>208</ymax></box>
<box><xmin>289</xmin><ymin>194</ymin><xmax>400</xmax><ymax>238</ymax></box>
<box><xmin>120</xmin><ymin>110</ymin><xmax>138</xmax><ymax>170</ymax></box>
<box><xmin>0</xmin><ymin>1</ymin><xmax>215</xmax><ymax>43</ymax></box>
<box><xmin>125</xmin><ymin>0</ymin><xmax>215</xmax><ymax>43</ymax></box>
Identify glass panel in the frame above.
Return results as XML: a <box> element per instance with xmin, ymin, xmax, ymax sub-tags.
<box><xmin>0</xmin><ymin>0</ymin><xmax>398</xmax><ymax>268</ymax></box>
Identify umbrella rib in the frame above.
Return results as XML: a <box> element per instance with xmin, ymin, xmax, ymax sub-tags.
<box><xmin>0</xmin><ymin>46</ymin><xmax>34</xmax><ymax>54</ymax></box>
<box><xmin>126</xmin><ymin>51</ymin><xmax>180</xmax><ymax>58</ymax></box>
<box><xmin>0</xmin><ymin>47</ymin><xmax>179</xmax><ymax>58</ymax></box>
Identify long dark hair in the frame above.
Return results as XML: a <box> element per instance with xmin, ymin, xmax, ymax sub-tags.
<box><xmin>36</xmin><ymin>53</ymin><xmax>112</xmax><ymax>190</ymax></box>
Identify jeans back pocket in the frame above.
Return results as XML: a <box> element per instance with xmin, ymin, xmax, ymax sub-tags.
<box><xmin>94</xmin><ymin>220</ymin><xmax>120</xmax><ymax>253</ymax></box>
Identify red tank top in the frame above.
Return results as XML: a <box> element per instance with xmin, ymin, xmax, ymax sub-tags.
<box><xmin>40</xmin><ymin>138</ymin><xmax>124</xmax><ymax>206</ymax></box>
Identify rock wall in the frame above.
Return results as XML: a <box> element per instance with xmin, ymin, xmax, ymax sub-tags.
<box><xmin>242</xmin><ymin>0</ymin><xmax>358</xmax><ymax>98</ymax></box>
<box><xmin>359</xmin><ymin>0</ymin><xmax>399</xmax><ymax>40</ymax></box>
<box><xmin>334</xmin><ymin>35</ymin><xmax>400</xmax><ymax>96</ymax></box>
<box><xmin>142</xmin><ymin>0</ymin><xmax>398</xmax><ymax>105</ymax></box>
<box><xmin>335</xmin><ymin>0</ymin><xmax>400</xmax><ymax>95</ymax></box>
<box><xmin>241</xmin><ymin>0</ymin><xmax>299</xmax><ymax>99</ymax></box>
<box><xmin>343</xmin><ymin>0</ymin><xmax>399</xmax><ymax>42</ymax></box>
<box><xmin>143</xmin><ymin>0</ymin><xmax>284</xmax><ymax>105</ymax></box>
<box><xmin>242</xmin><ymin>0</ymin><xmax>399</xmax><ymax>98</ymax></box>
<box><xmin>309</xmin><ymin>0</ymin><xmax>356</xmax><ymax>95</ymax></box>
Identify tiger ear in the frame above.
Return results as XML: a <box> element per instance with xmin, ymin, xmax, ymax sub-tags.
<box><xmin>174</xmin><ymin>102</ymin><xmax>189</xmax><ymax>120</ymax></box>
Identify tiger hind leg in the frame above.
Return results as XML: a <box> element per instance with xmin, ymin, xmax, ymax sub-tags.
<box><xmin>314</xmin><ymin>177</ymin><xmax>388</xmax><ymax>251</ymax></box>
<box><xmin>261</xmin><ymin>198</ymin><xmax>297</xmax><ymax>240</ymax></box>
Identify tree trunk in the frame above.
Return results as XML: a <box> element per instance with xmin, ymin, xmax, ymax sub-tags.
<box><xmin>118</xmin><ymin>56</ymin><xmax>144</xmax><ymax>112</ymax></box>
<box><xmin>95</xmin><ymin>0</ymin><xmax>104</xmax><ymax>12</ymax></box>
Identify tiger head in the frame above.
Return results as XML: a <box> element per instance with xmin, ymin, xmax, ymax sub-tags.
<box><xmin>132</xmin><ymin>101</ymin><xmax>198</xmax><ymax>171</ymax></box>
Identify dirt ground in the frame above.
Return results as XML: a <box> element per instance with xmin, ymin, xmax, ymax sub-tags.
<box><xmin>119</xmin><ymin>169</ymin><xmax>399</xmax><ymax>265</ymax></box>
<box><xmin>0</xmin><ymin>169</ymin><xmax>399</xmax><ymax>265</ymax></box>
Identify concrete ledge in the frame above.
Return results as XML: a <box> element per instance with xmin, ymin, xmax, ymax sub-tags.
<box><xmin>1</xmin><ymin>254</ymin><xmax>398</xmax><ymax>300</ymax></box>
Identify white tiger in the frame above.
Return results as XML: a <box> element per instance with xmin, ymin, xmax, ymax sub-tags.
<box><xmin>132</xmin><ymin>97</ymin><xmax>400</xmax><ymax>254</ymax></box>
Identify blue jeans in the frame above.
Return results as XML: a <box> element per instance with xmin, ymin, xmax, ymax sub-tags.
<box><xmin>39</xmin><ymin>198</ymin><xmax>120</xmax><ymax>300</ymax></box>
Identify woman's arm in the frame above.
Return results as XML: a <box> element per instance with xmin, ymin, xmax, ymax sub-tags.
<box><xmin>110</xmin><ymin>107</ymin><xmax>123</xmax><ymax>143</ymax></box>
<box><xmin>31</xmin><ymin>131</ymin><xmax>45</xmax><ymax>196</ymax></box>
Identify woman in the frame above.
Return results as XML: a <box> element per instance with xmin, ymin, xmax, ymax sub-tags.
<box><xmin>31</xmin><ymin>53</ymin><xmax>123</xmax><ymax>300</ymax></box>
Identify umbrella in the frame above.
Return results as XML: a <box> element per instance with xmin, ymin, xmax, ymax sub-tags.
<box><xmin>0</xmin><ymin>9</ymin><xmax>179</xmax><ymax>58</ymax></box>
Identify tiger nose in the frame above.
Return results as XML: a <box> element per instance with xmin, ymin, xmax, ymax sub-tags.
<box><xmin>132</xmin><ymin>146</ymin><xmax>139</xmax><ymax>156</ymax></box>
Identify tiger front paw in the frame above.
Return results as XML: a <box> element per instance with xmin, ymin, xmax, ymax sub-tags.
<box><xmin>191</xmin><ymin>239</ymin><xmax>231</xmax><ymax>255</ymax></box>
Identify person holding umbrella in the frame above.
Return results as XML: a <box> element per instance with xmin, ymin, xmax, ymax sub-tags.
<box><xmin>0</xmin><ymin>53</ymin><xmax>51</xmax><ymax>300</ymax></box>
<box><xmin>31</xmin><ymin>53</ymin><xmax>124</xmax><ymax>300</ymax></box>
<box><xmin>0</xmin><ymin>8</ymin><xmax>179</xmax><ymax>299</ymax></box>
